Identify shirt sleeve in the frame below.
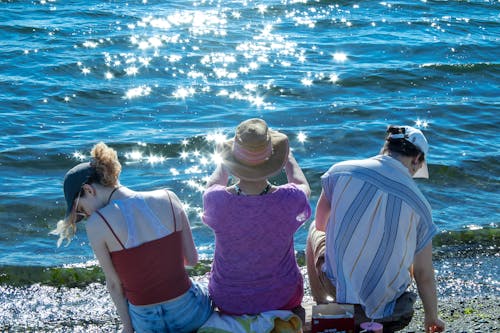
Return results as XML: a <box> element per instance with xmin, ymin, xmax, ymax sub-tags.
<box><xmin>288</xmin><ymin>184</ymin><xmax>312</xmax><ymax>228</ymax></box>
<box><xmin>296</xmin><ymin>191</ymin><xmax>311</xmax><ymax>224</ymax></box>
<box><xmin>202</xmin><ymin>184</ymin><xmax>222</xmax><ymax>229</ymax></box>
<box><xmin>415</xmin><ymin>215</ymin><xmax>438</xmax><ymax>254</ymax></box>
<box><xmin>320</xmin><ymin>166</ymin><xmax>338</xmax><ymax>204</ymax></box>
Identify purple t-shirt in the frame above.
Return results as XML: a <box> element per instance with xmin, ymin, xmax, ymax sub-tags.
<box><xmin>203</xmin><ymin>183</ymin><xmax>311</xmax><ymax>315</ymax></box>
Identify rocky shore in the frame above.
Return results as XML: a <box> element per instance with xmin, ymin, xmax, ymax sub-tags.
<box><xmin>403</xmin><ymin>294</ymin><xmax>499</xmax><ymax>333</ymax></box>
<box><xmin>2</xmin><ymin>246</ymin><xmax>498</xmax><ymax>332</ymax></box>
<box><xmin>299</xmin><ymin>263</ymin><xmax>499</xmax><ymax>333</ymax></box>
<box><xmin>2</xmin><ymin>271</ymin><xmax>498</xmax><ymax>332</ymax></box>
<box><xmin>301</xmin><ymin>294</ymin><xmax>499</xmax><ymax>333</ymax></box>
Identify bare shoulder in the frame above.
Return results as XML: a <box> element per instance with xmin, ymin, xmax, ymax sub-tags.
<box><xmin>139</xmin><ymin>188</ymin><xmax>176</xmax><ymax>200</ymax></box>
<box><xmin>85</xmin><ymin>204</ymin><xmax>122</xmax><ymax>236</ymax></box>
<box><xmin>142</xmin><ymin>188</ymin><xmax>185</xmax><ymax>221</ymax></box>
<box><xmin>85</xmin><ymin>213</ymin><xmax>105</xmax><ymax>241</ymax></box>
<box><xmin>158</xmin><ymin>188</ymin><xmax>182</xmax><ymax>206</ymax></box>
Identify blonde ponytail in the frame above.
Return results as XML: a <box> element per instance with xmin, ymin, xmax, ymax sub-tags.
<box><xmin>91</xmin><ymin>142</ymin><xmax>121</xmax><ymax>187</ymax></box>
<box><xmin>50</xmin><ymin>211</ymin><xmax>77</xmax><ymax>247</ymax></box>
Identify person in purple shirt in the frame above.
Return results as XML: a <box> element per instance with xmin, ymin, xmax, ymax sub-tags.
<box><xmin>203</xmin><ymin>118</ymin><xmax>311</xmax><ymax>323</ymax></box>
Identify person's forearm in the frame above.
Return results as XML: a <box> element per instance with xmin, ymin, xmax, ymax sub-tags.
<box><xmin>285</xmin><ymin>152</ymin><xmax>310</xmax><ymax>197</ymax></box>
<box><xmin>416</xmin><ymin>271</ymin><xmax>439</xmax><ymax>323</ymax></box>
<box><xmin>206</xmin><ymin>164</ymin><xmax>229</xmax><ymax>188</ymax></box>
<box><xmin>413</xmin><ymin>244</ymin><xmax>440</xmax><ymax>329</ymax></box>
<box><xmin>107</xmin><ymin>281</ymin><xmax>134</xmax><ymax>332</ymax></box>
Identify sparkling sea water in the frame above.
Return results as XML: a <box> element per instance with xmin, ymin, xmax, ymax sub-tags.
<box><xmin>0</xmin><ymin>0</ymin><xmax>498</xmax><ymax>330</ymax></box>
<box><xmin>1</xmin><ymin>0</ymin><xmax>498</xmax><ymax>266</ymax></box>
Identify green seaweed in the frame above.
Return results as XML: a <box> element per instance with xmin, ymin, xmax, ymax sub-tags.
<box><xmin>1</xmin><ymin>228</ymin><xmax>497</xmax><ymax>288</ymax></box>
<box><xmin>186</xmin><ymin>260</ymin><xmax>212</xmax><ymax>276</ymax></box>
<box><xmin>463</xmin><ymin>307</ymin><xmax>475</xmax><ymax>315</ymax></box>
<box><xmin>0</xmin><ymin>260</ymin><xmax>214</xmax><ymax>288</ymax></box>
<box><xmin>0</xmin><ymin>265</ymin><xmax>105</xmax><ymax>288</ymax></box>
<box><xmin>433</xmin><ymin>227</ymin><xmax>499</xmax><ymax>247</ymax></box>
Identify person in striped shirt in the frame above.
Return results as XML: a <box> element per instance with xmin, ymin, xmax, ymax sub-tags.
<box><xmin>306</xmin><ymin>125</ymin><xmax>445</xmax><ymax>332</ymax></box>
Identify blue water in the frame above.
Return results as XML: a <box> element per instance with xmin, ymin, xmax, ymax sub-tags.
<box><xmin>0</xmin><ymin>0</ymin><xmax>499</xmax><ymax>269</ymax></box>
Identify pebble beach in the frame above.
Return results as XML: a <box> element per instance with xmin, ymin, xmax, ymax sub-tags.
<box><xmin>1</xmin><ymin>285</ymin><xmax>498</xmax><ymax>332</ymax></box>
<box><xmin>300</xmin><ymin>294</ymin><xmax>500</xmax><ymax>333</ymax></box>
<box><xmin>2</xmin><ymin>262</ymin><xmax>498</xmax><ymax>332</ymax></box>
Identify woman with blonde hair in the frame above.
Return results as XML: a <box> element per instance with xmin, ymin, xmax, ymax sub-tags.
<box><xmin>52</xmin><ymin>142</ymin><xmax>213</xmax><ymax>333</ymax></box>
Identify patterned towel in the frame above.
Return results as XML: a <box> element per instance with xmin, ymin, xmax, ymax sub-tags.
<box><xmin>198</xmin><ymin>309</ymin><xmax>302</xmax><ymax>333</ymax></box>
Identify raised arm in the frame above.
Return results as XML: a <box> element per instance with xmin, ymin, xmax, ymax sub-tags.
<box><xmin>413</xmin><ymin>243</ymin><xmax>445</xmax><ymax>332</ymax></box>
<box><xmin>285</xmin><ymin>150</ymin><xmax>311</xmax><ymax>198</ymax></box>
<box><xmin>205</xmin><ymin>163</ymin><xmax>230</xmax><ymax>189</ymax></box>
<box><xmin>86</xmin><ymin>219</ymin><xmax>134</xmax><ymax>333</ymax></box>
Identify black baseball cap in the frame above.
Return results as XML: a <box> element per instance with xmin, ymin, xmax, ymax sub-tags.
<box><xmin>63</xmin><ymin>162</ymin><xmax>94</xmax><ymax>217</ymax></box>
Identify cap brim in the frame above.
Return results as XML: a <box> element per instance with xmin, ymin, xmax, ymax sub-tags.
<box><xmin>413</xmin><ymin>161</ymin><xmax>429</xmax><ymax>179</ymax></box>
<box><xmin>63</xmin><ymin>162</ymin><xmax>93</xmax><ymax>217</ymax></box>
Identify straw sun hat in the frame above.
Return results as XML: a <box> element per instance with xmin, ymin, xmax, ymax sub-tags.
<box><xmin>219</xmin><ymin>118</ymin><xmax>289</xmax><ymax>181</ymax></box>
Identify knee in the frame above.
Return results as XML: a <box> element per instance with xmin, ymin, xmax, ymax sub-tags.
<box><xmin>306</xmin><ymin>223</ymin><xmax>316</xmax><ymax>257</ymax></box>
<box><xmin>306</xmin><ymin>221</ymin><xmax>319</xmax><ymax>245</ymax></box>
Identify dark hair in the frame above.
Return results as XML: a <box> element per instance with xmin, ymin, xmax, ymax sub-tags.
<box><xmin>381</xmin><ymin>125</ymin><xmax>425</xmax><ymax>162</ymax></box>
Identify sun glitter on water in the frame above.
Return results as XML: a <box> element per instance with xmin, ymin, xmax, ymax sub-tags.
<box><xmin>332</xmin><ymin>52</ymin><xmax>348</xmax><ymax>62</ymax></box>
<box><xmin>72</xmin><ymin>152</ymin><xmax>86</xmax><ymax>161</ymax></box>
<box><xmin>297</xmin><ymin>131</ymin><xmax>308</xmax><ymax>143</ymax></box>
<box><xmin>415</xmin><ymin>119</ymin><xmax>429</xmax><ymax>128</ymax></box>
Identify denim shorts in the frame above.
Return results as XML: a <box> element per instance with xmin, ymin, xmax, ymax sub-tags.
<box><xmin>128</xmin><ymin>281</ymin><xmax>214</xmax><ymax>333</ymax></box>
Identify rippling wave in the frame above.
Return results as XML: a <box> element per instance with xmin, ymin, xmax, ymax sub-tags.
<box><xmin>0</xmin><ymin>0</ymin><xmax>499</xmax><ymax>269</ymax></box>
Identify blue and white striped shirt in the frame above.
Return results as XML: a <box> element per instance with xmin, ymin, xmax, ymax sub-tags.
<box><xmin>322</xmin><ymin>155</ymin><xmax>437</xmax><ymax>319</ymax></box>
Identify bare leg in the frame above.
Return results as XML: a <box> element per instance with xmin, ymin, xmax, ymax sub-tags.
<box><xmin>306</xmin><ymin>222</ymin><xmax>335</xmax><ymax>304</ymax></box>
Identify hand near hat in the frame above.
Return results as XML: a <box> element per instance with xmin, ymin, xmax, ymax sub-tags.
<box><xmin>206</xmin><ymin>163</ymin><xmax>230</xmax><ymax>188</ymax></box>
<box><xmin>284</xmin><ymin>150</ymin><xmax>311</xmax><ymax>198</ymax></box>
<box><xmin>205</xmin><ymin>147</ymin><xmax>311</xmax><ymax>199</ymax></box>
<box><xmin>205</xmin><ymin>118</ymin><xmax>310</xmax><ymax>197</ymax></box>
